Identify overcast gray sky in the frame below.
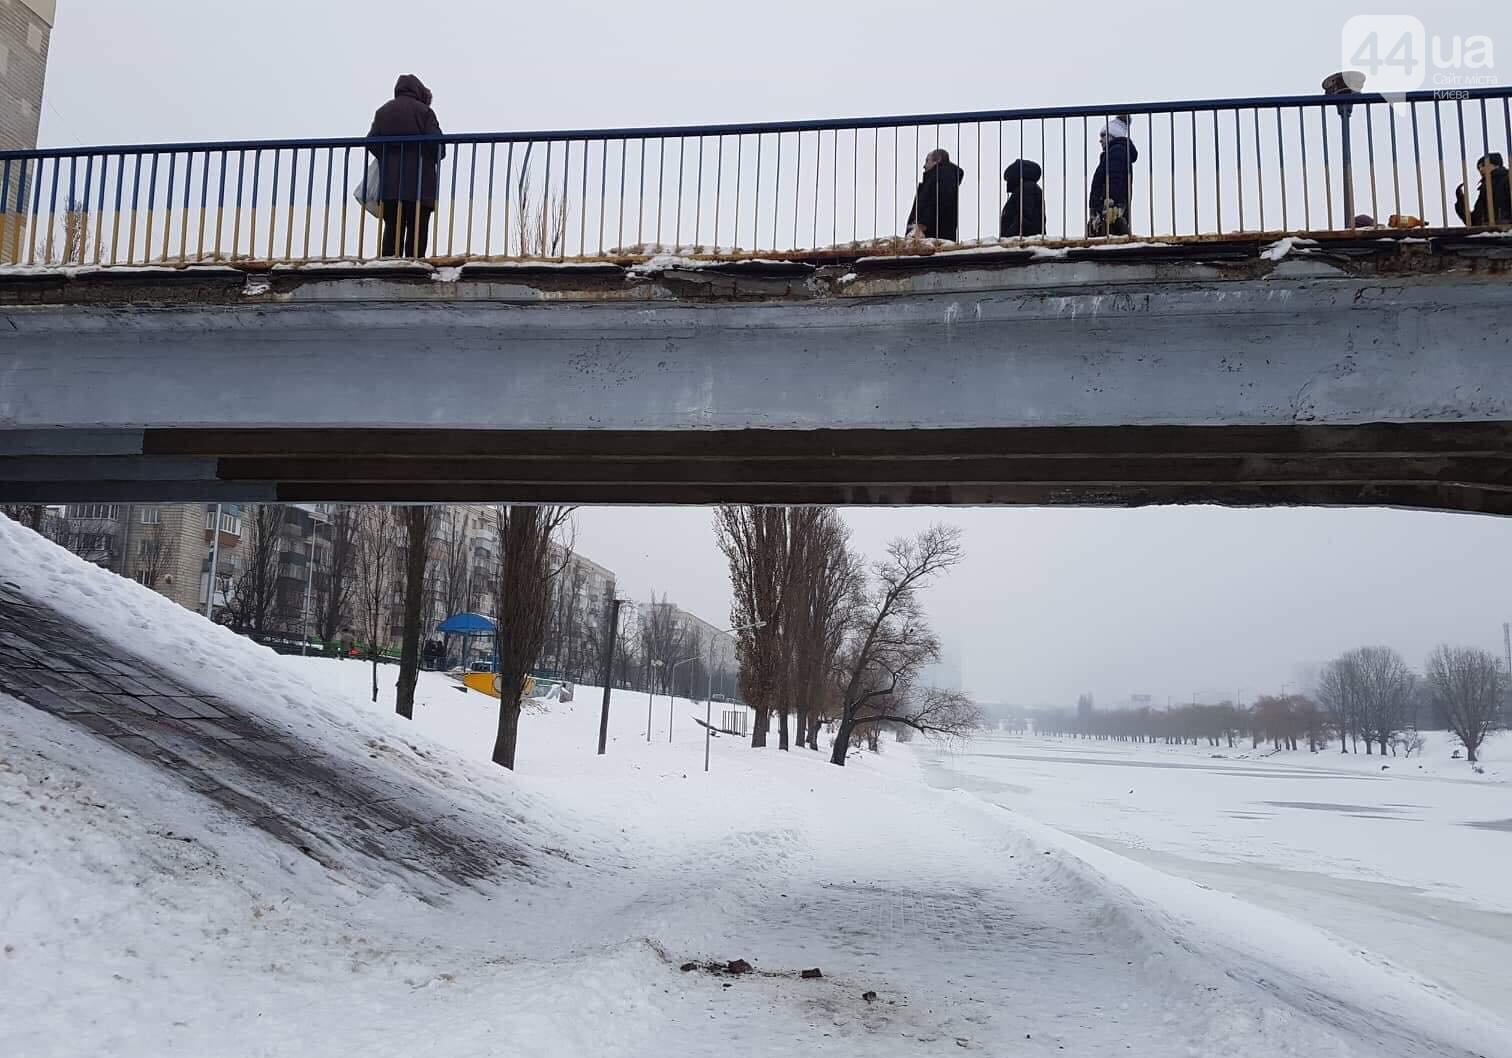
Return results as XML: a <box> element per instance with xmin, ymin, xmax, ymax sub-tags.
<box><xmin>38</xmin><ymin>1</ymin><xmax>1512</xmax><ymax>706</ymax></box>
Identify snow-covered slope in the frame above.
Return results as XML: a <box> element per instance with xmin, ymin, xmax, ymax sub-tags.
<box><xmin>3</xmin><ymin>514</ymin><xmax>1508</xmax><ymax>1058</ymax></box>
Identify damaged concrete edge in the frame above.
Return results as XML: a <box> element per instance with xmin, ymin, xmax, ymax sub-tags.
<box><xmin>0</xmin><ymin>230</ymin><xmax>1505</xmax><ymax>307</ymax></box>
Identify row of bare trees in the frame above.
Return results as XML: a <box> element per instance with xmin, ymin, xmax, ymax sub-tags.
<box><xmin>335</xmin><ymin>503</ymin><xmax>577</xmax><ymax>770</ymax></box>
<box><xmin>1314</xmin><ymin>646</ymin><xmax>1418</xmax><ymax>757</ymax></box>
<box><xmin>715</xmin><ymin>506</ymin><xmax>979</xmax><ymax>766</ymax></box>
<box><xmin>1032</xmin><ymin>643</ymin><xmax>1504</xmax><ymax>765</ymax></box>
<box><xmin>213</xmin><ymin>502</ymin><xmax>662</xmax><ymax>771</ymax></box>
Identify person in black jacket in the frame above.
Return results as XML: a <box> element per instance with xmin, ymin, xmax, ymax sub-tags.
<box><xmin>1455</xmin><ymin>152</ymin><xmax>1512</xmax><ymax>227</ymax></box>
<box><xmin>906</xmin><ymin>149</ymin><xmax>965</xmax><ymax>241</ymax></box>
<box><xmin>1088</xmin><ymin>116</ymin><xmax>1138</xmax><ymax>237</ymax></box>
<box><xmin>1000</xmin><ymin>159</ymin><xmax>1045</xmax><ymax>238</ymax></box>
<box><xmin>368</xmin><ymin>74</ymin><xmax>445</xmax><ymax>257</ymax></box>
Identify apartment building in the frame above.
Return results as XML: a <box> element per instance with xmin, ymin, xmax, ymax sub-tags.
<box><xmin>60</xmin><ymin>502</ymin><xmax>227</xmax><ymax>614</ymax></box>
<box><xmin>0</xmin><ymin>0</ymin><xmax>50</xmax><ymax>153</ymax></box>
<box><xmin>0</xmin><ymin>0</ymin><xmax>52</xmax><ymax>259</ymax></box>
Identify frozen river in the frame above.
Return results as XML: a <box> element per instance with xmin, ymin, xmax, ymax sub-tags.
<box><xmin>921</xmin><ymin>733</ymin><xmax>1512</xmax><ymax>1017</ymax></box>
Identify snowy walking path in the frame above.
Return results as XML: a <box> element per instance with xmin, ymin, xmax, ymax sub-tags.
<box><xmin>2</xmin><ymin>514</ymin><xmax>1508</xmax><ymax>1057</ymax></box>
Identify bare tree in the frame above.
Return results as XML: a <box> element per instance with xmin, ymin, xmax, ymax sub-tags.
<box><xmin>0</xmin><ymin>505</ymin><xmax>47</xmax><ymax>532</ymax></box>
<box><xmin>354</xmin><ymin>506</ymin><xmax>400</xmax><ymax>704</ymax></box>
<box><xmin>1426</xmin><ymin>644</ymin><xmax>1503</xmax><ymax>764</ymax></box>
<box><xmin>854</xmin><ymin>687</ymin><xmax>982</xmax><ymax>753</ymax></box>
<box><xmin>580</xmin><ymin>577</ymin><xmax>619</xmax><ymax>686</ymax></box>
<box><xmin>432</xmin><ymin>507</ymin><xmax>482</xmax><ymax>668</ymax></box>
<box><xmin>43</xmin><ymin>197</ymin><xmax>88</xmax><ymax>266</ymax></box>
<box><xmin>133</xmin><ymin>519</ymin><xmax>177</xmax><ymax>591</ymax></box>
<box><xmin>1353</xmin><ymin>646</ymin><xmax>1415</xmax><ymax>756</ymax></box>
<box><xmin>554</xmin><ymin>561</ymin><xmax>589</xmax><ymax>682</ymax></box>
<box><xmin>226</xmin><ymin>505</ymin><xmax>289</xmax><ymax>638</ymax></box>
<box><xmin>490</xmin><ymin>505</ymin><xmax>573</xmax><ymax>769</ymax></box>
<box><xmin>610</xmin><ymin>602</ymin><xmax>638</xmax><ymax>689</ymax></box>
<box><xmin>315</xmin><ymin>505</ymin><xmax>360</xmax><ymax>645</ymax></box>
<box><xmin>676</xmin><ymin>628</ymin><xmax>708</xmax><ymax>700</ymax></box>
<box><xmin>642</xmin><ymin>592</ymin><xmax>688</xmax><ymax>695</ymax></box>
<box><xmin>513</xmin><ymin>162</ymin><xmax>569</xmax><ymax>257</ymax></box>
<box><xmin>1316</xmin><ymin>654</ymin><xmax>1362</xmax><ymax>753</ymax></box>
<box><xmin>394</xmin><ymin>506</ymin><xmax>435</xmax><ymax>720</ymax></box>
<box><xmin>830</xmin><ymin>525</ymin><xmax>965</xmax><ymax>766</ymax></box>
<box><xmin>782</xmin><ymin>508</ymin><xmax>858</xmax><ymax>753</ymax></box>
<box><xmin>861</xmin><ymin>680</ymin><xmax>981</xmax><ymax>755</ymax></box>
<box><xmin>715</xmin><ymin>506</ymin><xmax>792</xmax><ymax>749</ymax></box>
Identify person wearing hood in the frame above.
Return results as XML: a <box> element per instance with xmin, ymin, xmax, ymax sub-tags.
<box><xmin>906</xmin><ymin>149</ymin><xmax>965</xmax><ymax>241</ymax></box>
<box><xmin>1000</xmin><ymin>159</ymin><xmax>1045</xmax><ymax>238</ymax></box>
<box><xmin>1088</xmin><ymin>116</ymin><xmax>1138</xmax><ymax>237</ymax></box>
<box><xmin>1454</xmin><ymin>152</ymin><xmax>1512</xmax><ymax>227</ymax></box>
<box><xmin>368</xmin><ymin>74</ymin><xmax>445</xmax><ymax>257</ymax></box>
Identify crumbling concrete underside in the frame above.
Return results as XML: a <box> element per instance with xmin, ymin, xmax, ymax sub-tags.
<box><xmin>2</xmin><ymin>234</ymin><xmax>1510</xmax><ymax>511</ymax></box>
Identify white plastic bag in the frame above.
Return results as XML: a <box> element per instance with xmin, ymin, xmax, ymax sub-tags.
<box><xmin>352</xmin><ymin>159</ymin><xmax>383</xmax><ymax>219</ymax></box>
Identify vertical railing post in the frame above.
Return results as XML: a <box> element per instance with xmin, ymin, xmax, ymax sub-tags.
<box><xmin>1323</xmin><ymin>72</ymin><xmax>1364</xmax><ymax>229</ymax></box>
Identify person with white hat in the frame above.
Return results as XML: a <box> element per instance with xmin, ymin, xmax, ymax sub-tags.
<box><xmin>1088</xmin><ymin>115</ymin><xmax>1138</xmax><ymax>237</ymax></box>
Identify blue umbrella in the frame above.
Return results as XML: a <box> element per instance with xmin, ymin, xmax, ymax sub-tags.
<box><xmin>436</xmin><ymin>612</ymin><xmax>496</xmax><ymax>636</ymax></box>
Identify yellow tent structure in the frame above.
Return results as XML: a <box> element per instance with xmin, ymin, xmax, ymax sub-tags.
<box><xmin>459</xmin><ymin>672</ymin><xmax>535</xmax><ymax>700</ymax></box>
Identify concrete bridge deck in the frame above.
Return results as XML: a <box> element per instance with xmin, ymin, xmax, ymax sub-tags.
<box><xmin>2</xmin><ymin>232</ymin><xmax>1511</xmax><ymax>511</ymax></box>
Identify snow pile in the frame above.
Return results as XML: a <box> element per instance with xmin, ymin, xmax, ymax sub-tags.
<box><xmin>3</xmin><ymin>514</ymin><xmax>1510</xmax><ymax>1057</ymax></box>
<box><xmin>1262</xmin><ymin>236</ymin><xmax>1319</xmax><ymax>261</ymax></box>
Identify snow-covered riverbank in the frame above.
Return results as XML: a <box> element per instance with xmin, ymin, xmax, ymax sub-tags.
<box><xmin>3</xmin><ymin>514</ymin><xmax>1508</xmax><ymax>1057</ymax></box>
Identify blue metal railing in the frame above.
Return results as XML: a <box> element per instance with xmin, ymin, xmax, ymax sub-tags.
<box><xmin>0</xmin><ymin>86</ymin><xmax>1507</xmax><ymax>268</ymax></box>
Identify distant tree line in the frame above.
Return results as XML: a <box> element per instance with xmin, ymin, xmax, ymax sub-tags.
<box><xmin>1027</xmin><ymin>643</ymin><xmax>1504</xmax><ymax>765</ymax></box>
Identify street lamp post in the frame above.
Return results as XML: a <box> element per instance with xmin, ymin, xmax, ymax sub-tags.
<box><xmin>646</xmin><ymin>659</ymin><xmax>664</xmax><ymax>742</ymax></box>
<box><xmin>667</xmin><ymin>653</ymin><xmax>702</xmax><ymax>743</ymax></box>
<box><xmin>300</xmin><ymin>519</ymin><xmax>318</xmax><ymax>656</ymax></box>
<box><xmin>596</xmin><ymin>599</ymin><xmax>625</xmax><ymax>756</ymax></box>
<box><xmin>202</xmin><ymin>503</ymin><xmax>223</xmax><ymax>621</ymax></box>
<box><xmin>704</xmin><ymin>619</ymin><xmax>764</xmax><ymax>773</ymax></box>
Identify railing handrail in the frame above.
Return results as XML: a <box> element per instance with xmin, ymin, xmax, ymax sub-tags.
<box><xmin>5</xmin><ymin>86</ymin><xmax>1508</xmax><ymax>161</ymax></box>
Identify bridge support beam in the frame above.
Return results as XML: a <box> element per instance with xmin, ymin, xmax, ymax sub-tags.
<box><xmin>3</xmin><ymin>238</ymin><xmax>1511</xmax><ymax>511</ymax></box>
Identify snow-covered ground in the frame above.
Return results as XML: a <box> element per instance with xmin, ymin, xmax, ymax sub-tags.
<box><xmin>3</xmin><ymin>513</ymin><xmax>1510</xmax><ymax>1057</ymax></box>
<box><xmin>922</xmin><ymin>733</ymin><xmax>1512</xmax><ymax>1017</ymax></box>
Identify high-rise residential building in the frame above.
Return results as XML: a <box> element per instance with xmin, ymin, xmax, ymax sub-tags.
<box><xmin>0</xmin><ymin>0</ymin><xmax>51</xmax><ymax>153</ymax></box>
<box><xmin>556</xmin><ymin>549</ymin><xmax>615</xmax><ymax>616</ymax></box>
<box><xmin>0</xmin><ymin>0</ymin><xmax>52</xmax><ymax>261</ymax></box>
<box><xmin>672</xmin><ymin>608</ymin><xmax>737</xmax><ymax>674</ymax></box>
<box><xmin>634</xmin><ymin>598</ymin><xmax>739</xmax><ymax>699</ymax></box>
<box><xmin>201</xmin><ymin>503</ymin><xmax>244</xmax><ymax>619</ymax></box>
<box><xmin>60</xmin><ymin>502</ymin><xmax>228</xmax><ymax>615</ymax></box>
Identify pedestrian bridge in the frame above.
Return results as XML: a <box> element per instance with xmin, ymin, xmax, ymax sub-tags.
<box><xmin>1</xmin><ymin>86</ymin><xmax>1511</xmax><ymax>511</ymax></box>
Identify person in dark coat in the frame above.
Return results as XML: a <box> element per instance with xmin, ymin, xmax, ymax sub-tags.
<box><xmin>1088</xmin><ymin>116</ymin><xmax>1138</xmax><ymax>236</ymax></box>
<box><xmin>368</xmin><ymin>74</ymin><xmax>445</xmax><ymax>257</ymax></box>
<box><xmin>1455</xmin><ymin>152</ymin><xmax>1512</xmax><ymax>226</ymax></box>
<box><xmin>906</xmin><ymin>149</ymin><xmax>965</xmax><ymax>241</ymax></box>
<box><xmin>1000</xmin><ymin>159</ymin><xmax>1045</xmax><ymax>238</ymax></box>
